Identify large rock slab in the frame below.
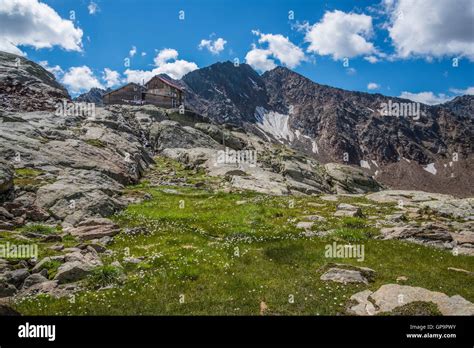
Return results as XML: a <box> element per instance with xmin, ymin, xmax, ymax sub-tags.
<box><xmin>325</xmin><ymin>163</ymin><xmax>382</xmax><ymax>194</ymax></box>
<box><xmin>68</xmin><ymin>218</ymin><xmax>120</xmax><ymax>240</ymax></box>
<box><xmin>54</xmin><ymin>261</ymin><xmax>96</xmax><ymax>284</ymax></box>
<box><xmin>320</xmin><ymin>267</ymin><xmax>370</xmax><ymax>284</ymax></box>
<box><xmin>348</xmin><ymin>284</ymin><xmax>474</xmax><ymax>316</ymax></box>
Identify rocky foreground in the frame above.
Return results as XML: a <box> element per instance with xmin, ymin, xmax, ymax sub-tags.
<box><xmin>0</xmin><ymin>103</ymin><xmax>473</xmax><ymax>316</ymax></box>
<box><xmin>0</xmin><ymin>51</ymin><xmax>472</xmax><ymax>316</ymax></box>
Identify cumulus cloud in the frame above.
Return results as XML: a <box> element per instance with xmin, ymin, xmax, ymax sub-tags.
<box><xmin>88</xmin><ymin>1</ymin><xmax>99</xmax><ymax>15</ymax></box>
<box><xmin>0</xmin><ymin>0</ymin><xmax>83</xmax><ymax>55</ymax></box>
<box><xmin>102</xmin><ymin>68</ymin><xmax>122</xmax><ymax>88</ymax></box>
<box><xmin>364</xmin><ymin>55</ymin><xmax>380</xmax><ymax>64</ymax></box>
<box><xmin>245</xmin><ymin>30</ymin><xmax>305</xmax><ymax>72</ymax></box>
<box><xmin>367</xmin><ymin>82</ymin><xmax>380</xmax><ymax>90</ymax></box>
<box><xmin>399</xmin><ymin>91</ymin><xmax>451</xmax><ymax>105</ymax></box>
<box><xmin>38</xmin><ymin>60</ymin><xmax>64</xmax><ymax>78</ymax></box>
<box><xmin>245</xmin><ymin>46</ymin><xmax>276</xmax><ymax>72</ymax></box>
<box><xmin>129</xmin><ymin>46</ymin><xmax>137</xmax><ymax>57</ymax></box>
<box><xmin>385</xmin><ymin>0</ymin><xmax>474</xmax><ymax>61</ymax></box>
<box><xmin>449</xmin><ymin>86</ymin><xmax>474</xmax><ymax>95</ymax></box>
<box><xmin>124</xmin><ymin>48</ymin><xmax>198</xmax><ymax>82</ymax></box>
<box><xmin>198</xmin><ymin>37</ymin><xmax>227</xmax><ymax>54</ymax></box>
<box><xmin>304</xmin><ymin>10</ymin><xmax>377</xmax><ymax>60</ymax></box>
<box><xmin>62</xmin><ymin>66</ymin><xmax>103</xmax><ymax>94</ymax></box>
<box><xmin>153</xmin><ymin>48</ymin><xmax>178</xmax><ymax>66</ymax></box>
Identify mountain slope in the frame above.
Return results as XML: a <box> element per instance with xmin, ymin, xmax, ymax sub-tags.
<box><xmin>0</xmin><ymin>51</ymin><xmax>70</xmax><ymax>112</ymax></box>
<box><xmin>74</xmin><ymin>87</ymin><xmax>111</xmax><ymax>105</ymax></box>
<box><xmin>261</xmin><ymin>66</ymin><xmax>474</xmax><ymax>165</ymax></box>
<box><xmin>182</xmin><ymin>61</ymin><xmax>268</xmax><ymax>124</ymax></box>
<box><xmin>181</xmin><ymin>63</ymin><xmax>473</xmax><ymax>166</ymax></box>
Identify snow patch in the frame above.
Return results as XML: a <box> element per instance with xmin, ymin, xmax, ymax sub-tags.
<box><xmin>255</xmin><ymin>106</ymin><xmax>294</xmax><ymax>143</ymax></box>
<box><xmin>423</xmin><ymin>163</ymin><xmax>437</xmax><ymax>175</ymax></box>
<box><xmin>371</xmin><ymin>160</ymin><xmax>379</xmax><ymax>167</ymax></box>
<box><xmin>360</xmin><ymin>160</ymin><xmax>371</xmax><ymax>169</ymax></box>
<box><xmin>312</xmin><ymin>140</ymin><xmax>319</xmax><ymax>154</ymax></box>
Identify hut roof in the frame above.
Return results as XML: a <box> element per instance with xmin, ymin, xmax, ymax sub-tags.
<box><xmin>103</xmin><ymin>82</ymin><xmax>146</xmax><ymax>97</ymax></box>
<box><xmin>146</xmin><ymin>75</ymin><xmax>184</xmax><ymax>91</ymax></box>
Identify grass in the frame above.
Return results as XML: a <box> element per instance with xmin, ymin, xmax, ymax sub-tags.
<box><xmin>40</xmin><ymin>259</ymin><xmax>63</xmax><ymax>279</ymax></box>
<box><xmin>86</xmin><ymin>265</ymin><xmax>123</xmax><ymax>289</ymax></box>
<box><xmin>13</xmin><ymin>168</ymin><xmax>52</xmax><ymax>190</ymax></box>
<box><xmin>85</xmin><ymin>139</ymin><xmax>106</xmax><ymax>148</ymax></box>
<box><xmin>12</xmin><ymin>156</ymin><xmax>474</xmax><ymax>316</ymax></box>
<box><xmin>20</xmin><ymin>224</ymin><xmax>58</xmax><ymax>235</ymax></box>
<box><xmin>378</xmin><ymin>301</ymin><xmax>442</xmax><ymax>316</ymax></box>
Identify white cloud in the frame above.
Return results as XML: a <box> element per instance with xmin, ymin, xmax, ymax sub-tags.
<box><xmin>141</xmin><ymin>52</ymin><xmax>147</xmax><ymax>57</ymax></box>
<box><xmin>245</xmin><ymin>31</ymin><xmax>305</xmax><ymax>72</ymax></box>
<box><xmin>102</xmin><ymin>68</ymin><xmax>122</xmax><ymax>88</ymax></box>
<box><xmin>87</xmin><ymin>1</ymin><xmax>99</xmax><ymax>15</ymax></box>
<box><xmin>364</xmin><ymin>55</ymin><xmax>379</xmax><ymax>63</ymax></box>
<box><xmin>449</xmin><ymin>86</ymin><xmax>474</xmax><ymax>95</ymax></box>
<box><xmin>129</xmin><ymin>46</ymin><xmax>137</xmax><ymax>57</ymax></box>
<box><xmin>0</xmin><ymin>0</ymin><xmax>83</xmax><ymax>55</ymax></box>
<box><xmin>62</xmin><ymin>66</ymin><xmax>103</xmax><ymax>94</ymax></box>
<box><xmin>399</xmin><ymin>91</ymin><xmax>451</xmax><ymax>105</ymax></box>
<box><xmin>198</xmin><ymin>37</ymin><xmax>227</xmax><ymax>54</ymax></box>
<box><xmin>124</xmin><ymin>48</ymin><xmax>198</xmax><ymax>82</ymax></box>
<box><xmin>367</xmin><ymin>82</ymin><xmax>380</xmax><ymax>90</ymax></box>
<box><xmin>245</xmin><ymin>46</ymin><xmax>276</xmax><ymax>72</ymax></box>
<box><xmin>153</xmin><ymin>48</ymin><xmax>178</xmax><ymax>66</ymax></box>
<box><xmin>385</xmin><ymin>0</ymin><xmax>474</xmax><ymax>61</ymax></box>
<box><xmin>38</xmin><ymin>60</ymin><xmax>63</xmax><ymax>78</ymax></box>
<box><xmin>305</xmin><ymin>10</ymin><xmax>377</xmax><ymax>60</ymax></box>
<box><xmin>401</xmin><ymin>86</ymin><xmax>474</xmax><ymax>105</ymax></box>
<box><xmin>346</xmin><ymin>67</ymin><xmax>357</xmax><ymax>75</ymax></box>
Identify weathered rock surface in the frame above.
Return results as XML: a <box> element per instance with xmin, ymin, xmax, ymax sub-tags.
<box><xmin>320</xmin><ymin>264</ymin><xmax>375</xmax><ymax>285</ymax></box>
<box><xmin>325</xmin><ymin>163</ymin><xmax>382</xmax><ymax>194</ymax></box>
<box><xmin>0</xmin><ymin>161</ymin><xmax>14</xmax><ymax>200</ymax></box>
<box><xmin>348</xmin><ymin>284</ymin><xmax>474</xmax><ymax>316</ymax></box>
<box><xmin>69</xmin><ymin>218</ymin><xmax>121</xmax><ymax>241</ymax></box>
<box><xmin>321</xmin><ymin>268</ymin><xmax>369</xmax><ymax>284</ymax></box>
<box><xmin>22</xmin><ymin>273</ymin><xmax>48</xmax><ymax>289</ymax></box>
<box><xmin>334</xmin><ymin>203</ymin><xmax>363</xmax><ymax>218</ymax></box>
<box><xmin>0</xmin><ymin>51</ymin><xmax>70</xmax><ymax>112</ymax></box>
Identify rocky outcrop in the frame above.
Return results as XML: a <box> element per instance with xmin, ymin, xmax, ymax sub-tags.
<box><xmin>0</xmin><ymin>105</ymin><xmax>156</xmax><ymax>227</ymax></box>
<box><xmin>68</xmin><ymin>218</ymin><xmax>121</xmax><ymax>241</ymax></box>
<box><xmin>347</xmin><ymin>284</ymin><xmax>474</xmax><ymax>316</ymax></box>
<box><xmin>0</xmin><ymin>161</ymin><xmax>14</xmax><ymax>202</ymax></box>
<box><xmin>0</xmin><ymin>51</ymin><xmax>70</xmax><ymax>112</ymax></box>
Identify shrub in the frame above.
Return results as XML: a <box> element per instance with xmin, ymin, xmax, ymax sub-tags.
<box><xmin>41</xmin><ymin>260</ymin><xmax>63</xmax><ymax>279</ymax></box>
<box><xmin>21</xmin><ymin>224</ymin><xmax>57</xmax><ymax>235</ymax></box>
<box><xmin>341</xmin><ymin>217</ymin><xmax>367</xmax><ymax>229</ymax></box>
<box><xmin>87</xmin><ymin>265</ymin><xmax>122</xmax><ymax>288</ymax></box>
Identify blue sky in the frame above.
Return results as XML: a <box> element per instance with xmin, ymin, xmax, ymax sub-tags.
<box><xmin>1</xmin><ymin>0</ymin><xmax>473</xmax><ymax>101</ymax></box>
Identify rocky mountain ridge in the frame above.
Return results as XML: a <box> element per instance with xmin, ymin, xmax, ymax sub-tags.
<box><xmin>0</xmin><ymin>51</ymin><xmax>70</xmax><ymax>112</ymax></box>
